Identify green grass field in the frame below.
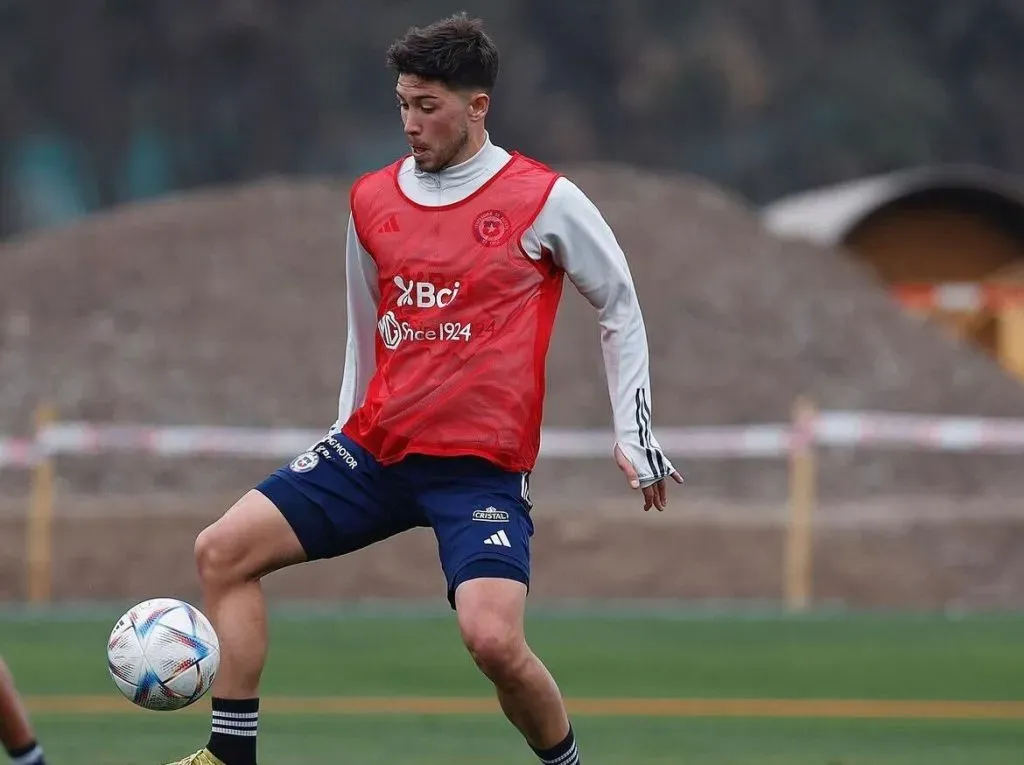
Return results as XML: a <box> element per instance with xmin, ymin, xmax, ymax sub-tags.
<box><xmin>2</xmin><ymin>607</ymin><xmax>1023</xmax><ymax>764</ymax></box>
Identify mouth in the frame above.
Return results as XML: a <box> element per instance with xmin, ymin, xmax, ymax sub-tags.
<box><xmin>410</xmin><ymin>145</ymin><xmax>429</xmax><ymax>159</ymax></box>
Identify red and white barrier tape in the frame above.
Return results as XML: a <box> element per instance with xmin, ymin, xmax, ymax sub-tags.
<box><xmin>4</xmin><ymin>412</ymin><xmax>1024</xmax><ymax>469</ymax></box>
<box><xmin>0</xmin><ymin>437</ymin><xmax>36</xmax><ymax>468</ymax></box>
<box><xmin>892</xmin><ymin>283</ymin><xmax>1024</xmax><ymax>312</ymax></box>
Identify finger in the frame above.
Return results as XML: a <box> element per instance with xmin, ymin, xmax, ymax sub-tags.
<box><xmin>616</xmin><ymin>449</ymin><xmax>641</xmax><ymax>489</ymax></box>
<box><xmin>650</xmin><ymin>482</ymin><xmax>664</xmax><ymax>512</ymax></box>
<box><xmin>643</xmin><ymin>486</ymin><xmax>653</xmax><ymax>512</ymax></box>
<box><xmin>671</xmin><ymin>470</ymin><xmax>684</xmax><ymax>484</ymax></box>
<box><xmin>657</xmin><ymin>480</ymin><xmax>668</xmax><ymax>510</ymax></box>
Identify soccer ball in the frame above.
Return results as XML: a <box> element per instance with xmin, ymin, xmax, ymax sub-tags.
<box><xmin>106</xmin><ymin>597</ymin><xmax>220</xmax><ymax>711</ymax></box>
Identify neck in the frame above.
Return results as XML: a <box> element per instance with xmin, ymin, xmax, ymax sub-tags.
<box><xmin>440</xmin><ymin>128</ymin><xmax>487</xmax><ymax>172</ymax></box>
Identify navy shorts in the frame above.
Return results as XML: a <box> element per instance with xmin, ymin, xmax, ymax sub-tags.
<box><xmin>255</xmin><ymin>432</ymin><xmax>534</xmax><ymax>608</ymax></box>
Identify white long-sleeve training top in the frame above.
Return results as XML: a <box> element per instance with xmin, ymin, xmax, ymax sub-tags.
<box><xmin>331</xmin><ymin>134</ymin><xmax>676</xmax><ymax>488</ymax></box>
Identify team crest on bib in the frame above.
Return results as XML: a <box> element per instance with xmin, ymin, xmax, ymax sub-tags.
<box><xmin>289</xmin><ymin>451</ymin><xmax>319</xmax><ymax>473</ymax></box>
<box><xmin>473</xmin><ymin>209</ymin><xmax>512</xmax><ymax>247</ymax></box>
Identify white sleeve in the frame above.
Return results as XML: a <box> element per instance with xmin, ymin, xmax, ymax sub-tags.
<box><xmin>331</xmin><ymin>213</ymin><xmax>380</xmax><ymax>433</ymax></box>
<box><xmin>531</xmin><ymin>178</ymin><xmax>677</xmax><ymax>487</ymax></box>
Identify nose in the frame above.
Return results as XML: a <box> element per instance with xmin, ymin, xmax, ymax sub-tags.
<box><xmin>404</xmin><ymin>113</ymin><xmax>421</xmax><ymax>137</ymax></box>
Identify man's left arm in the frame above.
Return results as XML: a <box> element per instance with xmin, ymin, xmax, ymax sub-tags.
<box><xmin>530</xmin><ymin>178</ymin><xmax>682</xmax><ymax>509</ymax></box>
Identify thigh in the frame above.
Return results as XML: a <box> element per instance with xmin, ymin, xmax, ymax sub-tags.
<box><xmin>256</xmin><ymin>432</ymin><xmax>415</xmax><ymax>561</ymax></box>
<box><xmin>407</xmin><ymin>457</ymin><xmax>534</xmax><ymax>608</ymax></box>
<box><xmin>198</xmin><ymin>488</ymin><xmax>309</xmax><ymax>583</ymax></box>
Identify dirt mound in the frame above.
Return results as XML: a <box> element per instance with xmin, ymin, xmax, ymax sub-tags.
<box><xmin>2</xmin><ymin>166</ymin><xmax>1024</xmax><ymax>503</ymax></box>
<box><xmin>4</xmin><ymin>498</ymin><xmax>1024</xmax><ymax>609</ymax></box>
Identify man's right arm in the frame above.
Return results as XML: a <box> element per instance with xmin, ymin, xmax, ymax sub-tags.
<box><xmin>331</xmin><ymin>213</ymin><xmax>380</xmax><ymax>433</ymax></box>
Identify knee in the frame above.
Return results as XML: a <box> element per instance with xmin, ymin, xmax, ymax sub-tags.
<box><xmin>194</xmin><ymin>521</ymin><xmax>248</xmax><ymax>589</ymax></box>
<box><xmin>460</xmin><ymin>617</ymin><xmax>528</xmax><ymax>684</ymax></box>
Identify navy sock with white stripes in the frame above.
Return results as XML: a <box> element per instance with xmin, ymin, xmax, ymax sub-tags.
<box><xmin>6</xmin><ymin>741</ymin><xmax>46</xmax><ymax>765</ymax></box>
<box><xmin>207</xmin><ymin>697</ymin><xmax>258</xmax><ymax>765</ymax></box>
<box><xmin>531</xmin><ymin>724</ymin><xmax>581</xmax><ymax>765</ymax></box>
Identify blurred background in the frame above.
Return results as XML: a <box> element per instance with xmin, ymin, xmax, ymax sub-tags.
<box><xmin>2</xmin><ymin>0</ymin><xmax>1024</xmax><ymax>235</ymax></box>
<box><xmin>2</xmin><ymin>2</ymin><xmax>1024</xmax><ymax>763</ymax></box>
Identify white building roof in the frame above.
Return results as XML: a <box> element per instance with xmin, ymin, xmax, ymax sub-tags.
<box><xmin>760</xmin><ymin>164</ymin><xmax>1024</xmax><ymax>247</ymax></box>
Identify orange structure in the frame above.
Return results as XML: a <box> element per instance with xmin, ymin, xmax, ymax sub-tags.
<box><xmin>763</xmin><ymin>165</ymin><xmax>1024</xmax><ymax>379</ymax></box>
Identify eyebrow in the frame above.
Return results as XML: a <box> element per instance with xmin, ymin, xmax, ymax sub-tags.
<box><xmin>396</xmin><ymin>91</ymin><xmax>440</xmax><ymax>102</ymax></box>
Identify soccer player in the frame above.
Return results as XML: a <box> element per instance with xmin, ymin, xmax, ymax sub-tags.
<box><xmin>169</xmin><ymin>12</ymin><xmax>680</xmax><ymax>765</ymax></box>
<box><xmin>0</xmin><ymin>657</ymin><xmax>47</xmax><ymax>765</ymax></box>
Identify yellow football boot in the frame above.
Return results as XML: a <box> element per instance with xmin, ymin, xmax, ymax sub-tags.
<box><xmin>164</xmin><ymin>750</ymin><xmax>225</xmax><ymax>765</ymax></box>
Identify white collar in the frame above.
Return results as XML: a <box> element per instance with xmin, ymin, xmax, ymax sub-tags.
<box><xmin>409</xmin><ymin>132</ymin><xmax>510</xmax><ymax>189</ymax></box>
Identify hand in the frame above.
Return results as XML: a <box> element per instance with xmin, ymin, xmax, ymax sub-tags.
<box><xmin>614</xmin><ymin>443</ymin><xmax>684</xmax><ymax>512</ymax></box>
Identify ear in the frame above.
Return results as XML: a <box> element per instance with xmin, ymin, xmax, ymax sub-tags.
<box><xmin>467</xmin><ymin>92</ymin><xmax>490</xmax><ymax>123</ymax></box>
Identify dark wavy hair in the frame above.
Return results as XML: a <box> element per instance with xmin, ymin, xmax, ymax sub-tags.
<box><xmin>385</xmin><ymin>13</ymin><xmax>499</xmax><ymax>92</ymax></box>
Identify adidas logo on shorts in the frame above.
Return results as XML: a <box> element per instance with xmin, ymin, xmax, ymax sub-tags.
<box><xmin>483</xmin><ymin>530</ymin><xmax>512</xmax><ymax>548</ymax></box>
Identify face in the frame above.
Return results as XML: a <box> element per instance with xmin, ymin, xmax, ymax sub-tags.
<box><xmin>396</xmin><ymin>74</ymin><xmax>487</xmax><ymax>172</ymax></box>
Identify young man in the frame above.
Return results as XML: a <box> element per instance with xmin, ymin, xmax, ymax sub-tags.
<box><xmin>0</xmin><ymin>657</ymin><xmax>47</xmax><ymax>765</ymax></box>
<box><xmin>169</xmin><ymin>12</ymin><xmax>680</xmax><ymax>765</ymax></box>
